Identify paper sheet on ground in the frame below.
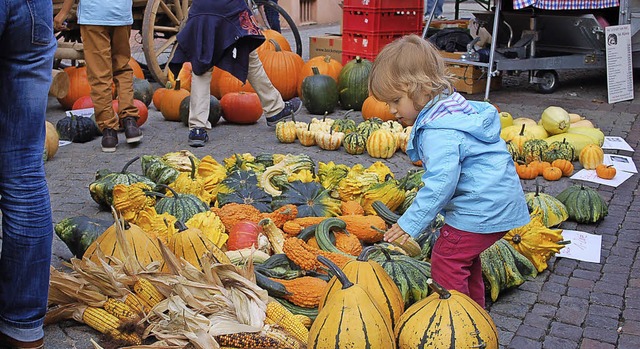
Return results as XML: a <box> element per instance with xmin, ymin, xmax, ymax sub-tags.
<box><xmin>556</xmin><ymin>230</ymin><xmax>602</xmax><ymax>263</ymax></box>
<box><xmin>570</xmin><ymin>169</ymin><xmax>634</xmax><ymax>187</ymax></box>
<box><xmin>65</xmin><ymin>107</ymin><xmax>94</xmax><ymax>118</ymax></box>
<box><xmin>604</xmin><ymin>154</ymin><xmax>638</xmax><ymax>173</ymax></box>
<box><xmin>602</xmin><ymin>136</ymin><xmax>634</xmax><ymax>151</ymax></box>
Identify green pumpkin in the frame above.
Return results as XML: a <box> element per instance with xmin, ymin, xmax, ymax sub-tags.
<box><xmin>506</xmin><ymin>141</ymin><xmax>522</xmax><ymax>162</ymax></box>
<box><xmin>54</xmin><ymin>216</ymin><xmax>113</xmax><ymax>258</ymax></box>
<box><xmin>331</xmin><ymin>110</ymin><xmax>357</xmax><ymax>134</ymax></box>
<box><xmin>543</xmin><ymin>138</ymin><xmax>575</xmax><ymax>162</ymax></box>
<box><xmin>480</xmin><ymin>239</ymin><xmax>538</xmax><ymax>302</ymax></box>
<box><xmin>366</xmin><ymin>247</ymin><xmax>433</xmax><ymax>307</ymax></box>
<box><xmin>154</xmin><ymin>185</ymin><xmax>210</xmax><ymax>222</ymax></box>
<box><xmin>56</xmin><ymin>113</ymin><xmax>99</xmax><ymax>143</ymax></box>
<box><xmin>337</xmin><ymin>56</ymin><xmax>372</xmax><ymax>111</ymax></box>
<box><xmin>342</xmin><ymin>132</ymin><xmax>366</xmax><ymax>155</ymax></box>
<box><xmin>179</xmin><ymin>95</ymin><xmax>222</xmax><ymax>127</ymax></box>
<box><xmin>272</xmin><ymin>180</ymin><xmax>341</xmax><ymax>217</ymax></box>
<box><xmin>356</xmin><ymin>119</ymin><xmax>382</xmax><ymax>140</ymax></box>
<box><xmin>522</xmin><ymin>139</ymin><xmax>549</xmax><ymax>163</ymax></box>
<box><xmin>301</xmin><ymin>66</ymin><xmax>339</xmax><ymax>115</ymax></box>
<box><xmin>217</xmin><ymin>185</ymin><xmax>272</xmax><ymax>212</ymax></box>
<box><xmin>89</xmin><ymin>157</ymin><xmax>157</xmax><ymax>208</ymax></box>
<box><xmin>555</xmin><ymin>184</ymin><xmax>608</xmax><ymax>223</ymax></box>
<box><xmin>140</xmin><ymin>155</ymin><xmax>180</xmax><ymax>188</ymax></box>
<box><xmin>132</xmin><ymin>77</ymin><xmax>153</xmax><ymax>107</ymax></box>
<box><xmin>525</xmin><ymin>184</ymin><xmax>568</xmax><ymax>227</ymax></box>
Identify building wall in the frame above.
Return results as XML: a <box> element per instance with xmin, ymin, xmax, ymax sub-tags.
<box><xmin>278</xmin><ymin>0</ymin><xmax>342</xmax><ymax>26</ymax></box>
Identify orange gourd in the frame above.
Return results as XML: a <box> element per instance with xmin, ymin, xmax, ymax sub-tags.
<box><xmin>160</xmin><ymin>79</ymin><xmax>190</xmax><ymax>121</ymax></box>
<box><xmin>256</xmin><ymin>29</ymin><xmax>292</xmax><ymax>53</ymax></box>
<box><xmin>542</xmin><ymin>166</ymin><xmax>562</xmax><ymax>181</ymax></box>
<box><xmin>176</xmin><ymin>62</ymin><xmax>193</xmax><ymax>92</ymax></box>
<box><xmin>44</xmin><ymin>121</ymin><xmax>59</xmax><ymax>161</ymax></box>
<box><xmin>551</xmin><ymin>159</ymin><xmax>574</xmax><ymax>176</ymax></box>
<box><xmin>57</xmin><ymin>64</ymin><xmax>92</xmax><ymax>110</ymax></box>
<box><xmin>361</xmin><ymin>95</ymin><xmax>396</xmax><ymax>122</ymax></box>
<box><xmin>516</xmin><ymin>163</ymin><xmax>538</xmax><ymax>180</ymax></box>
<box><xmin>258</xmin><ymin>39</ymin><xmax>304</xmax><ymax>100</ymax></box>
<box><xmin>595</xmin><ymin>164</ymin><xmax>616</xmax><ymax>179</ymax></box>
<box><xmin>220</xmin><ymin>92</ymin><xmax>263</xmax><ymax>124</ymax></box>
<box><xmin>217</xmin><ymin>70</ymin><xmax>256</xmax><ymax>96</ymax></box>
<box><xmin>579</xmin><ymin>144</ymin><xmax>604</xmax><ymax>170</ymax></box>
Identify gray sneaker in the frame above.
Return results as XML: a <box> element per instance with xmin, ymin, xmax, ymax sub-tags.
<box><xmin>266</xmin><ymin>97</ymin><xmax>302</xmax><ymax>127</ymax></box>
<box><xmin>101</xmin><ymin>128</ymin><xmax>118</xmax><ymax>153</ymax></box>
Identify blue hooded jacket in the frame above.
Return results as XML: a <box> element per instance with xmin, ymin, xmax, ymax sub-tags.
<box><xmin>398</xmin><ymin>93</ymin><xmax>530</xmax><ymax>237</ymax></box>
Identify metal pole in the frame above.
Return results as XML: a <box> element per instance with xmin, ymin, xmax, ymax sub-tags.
<box><xmin>484</xmin><ymin>0</ymin><xmax>502</xmax><ymax>101</ymax></box>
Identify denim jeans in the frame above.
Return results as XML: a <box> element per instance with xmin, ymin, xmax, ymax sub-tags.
<box><xmin>265</xmin><ymin>0</ymin><xmax>281</xmax><ymax>32</ymax></box>
<box><xmin>0</xmin><ymin>0</ymin><xmax>56</xmax><ymax>342</ymax></box>
<box><xmin>425</xmin><ymin>0</ymin><xmax>444</xmax><ymax>17</ymax></box>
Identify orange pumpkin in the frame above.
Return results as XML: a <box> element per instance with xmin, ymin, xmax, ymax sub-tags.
<box><xmin>516</xmin><ymin>163</ymin><xmax>538</xmax><ymax>180</ymax></box>
<box><xmin>217</xmin><ymin>70</ymin><xmax>256</xmax><ymax>96</ymax></box>
<box><xmin>57</xmin><ymin>64</ymin><xmax>92</xmax><ymax>110</ymax></box>
<box><xmin>112</xmin><ymin>99</ymin><xmax>148</xmax><ymax>127</ymax></box>
<box><xmin>258</xmin><ymin>39</ymin><xmax>304</xmax><ymax>100</ymax></box>
<box><xmin>177</xmin><ymin>62</ymin><xmax>193</xmax><ymax>92</ymax></box>
<box><xmin>160</xmin><ymin>79</ymin><xmax>190</xmax><ymax>121</ymax></box>
<box><xmin>128</xmin><ymin>58</ymin><xmax>145</xmax><ymax>79</ymax></box>
<box><xmin>152</xmin><ymin>85</ymin><xmax>169</xmax><ymax>111</ymax></box>
<box><xmin>297</xmin><ymin>55</ymin><xmax>343</xmax><ymax>97</ymax></box>
<box><xmin>220</xmin><ymin>92</ymin><xmax>263</xmax><ymax>124</ymax></box>
<box><xmin>542</xmin><ymin>166</ymin><xmax>563</xmax><ymax>181</ymax></box>
<box><xmin>551</xmin><ymin>159</ymin><xmax>574</xmax><ymax>177</ymax></box>
<box><xmin>209</xmin><ymin>68</ymin><xmax>224</xmax><ymax>99</ymax></box>
<box><xmin>256</xmin><ymin>29</ymin><xmax>292</xmax><ymax>53</ymax></box>
<box><xmin>595</xmin><ymin>164</ymin><xmax>616</xmax><ymax>179</ymax></box>
<box><xmin>361</xmin><ymin>96</ymin><xmax>396</xmax><ymax>121</ymax></box>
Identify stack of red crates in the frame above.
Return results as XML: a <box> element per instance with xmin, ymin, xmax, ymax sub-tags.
<box><xmin>342</xmin><ymin>0</ymin><xmax>424</xmax><ymax>65</ymax></box>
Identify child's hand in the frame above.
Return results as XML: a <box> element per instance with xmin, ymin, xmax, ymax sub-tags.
<box><xmin>384</xmin><ymin>223</ymin><xmax>410</xmax><ymax>244</ymax></box>
<box><xmin>53</xmin><ymin>14</ymin><xmax>68</xmax><ymax>31</ymax></box>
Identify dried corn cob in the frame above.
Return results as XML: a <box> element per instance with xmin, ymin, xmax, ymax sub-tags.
<box><xmin>103</xmin><ymin>298</ymin><xmax>137</xmax><ymax>321</ymax></box>
<box><xmin>133</xmin><ymin>278</ymin><xmax>164</xmax><ymax>309</ymax></box>
<box><xmin>214</xmin><ymin>332</ymin><xmax>281</xmax><ymax>348</ymax></box>
<box><xmin>293</xmin><ymin>314</ymin><xmax>312</xmax><ymax>329</ymax></box>
<box><xmin>264</xmin><ymin>301</ymin><xmax>309</xmax><ymax>344</ymax></box>
<box><xmin>81</xmin><ymin>306</ymin><xmax>142</xmax><ymax>345</ymax></box>
<box><xmin>123</xmin><ymin>293</ymin><xmax>148</xmax><ymax>315</ymax></box>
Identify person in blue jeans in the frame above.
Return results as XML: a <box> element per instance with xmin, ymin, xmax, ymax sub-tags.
<box><xmin>425</xmin><ymin>0</ymin><xmax>446</xmax><ymax>19</ymax></box>
<box><xmin>0</xmin><ymin>0</ymin><xmax>56</xmax><ymax>348</ymax></box>
<box><xmin>265</xmin><ymin>0</ymin><xmax>281</xmax><ymax>32</ymax></box>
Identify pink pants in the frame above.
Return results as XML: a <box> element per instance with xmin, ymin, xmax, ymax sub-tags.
<box><xmin>430</xmin><ymin>224</ymin><xmax>505</xmax><ymax>308</ymax></box>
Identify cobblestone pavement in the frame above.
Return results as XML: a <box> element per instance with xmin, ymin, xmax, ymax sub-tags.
<box><xmin>24</xmin><ymin>3</ymin><xmax>640</xmax><ymax>348</ymax></box>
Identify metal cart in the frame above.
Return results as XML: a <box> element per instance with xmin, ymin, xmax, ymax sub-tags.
<box><xmin>440</xmin><ymin>0</ymin><xmax>639</xmax><ymax>99</ymax></box>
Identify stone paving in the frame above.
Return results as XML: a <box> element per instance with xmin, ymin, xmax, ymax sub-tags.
<box><xmin>16</xmin><ymin>3</ymin><xmax>640</xmax><ymax>348</ymax></box>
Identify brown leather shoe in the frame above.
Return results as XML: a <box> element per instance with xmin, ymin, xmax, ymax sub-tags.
<box><xmin>122</xmin><ymin>116</ymin><xmax>143</xmax><ymax>144</ymax></box>
<box><xmin>0</xmin><ymin>332</ymin><xmax>44</xmax><ymax>349</ymax></box>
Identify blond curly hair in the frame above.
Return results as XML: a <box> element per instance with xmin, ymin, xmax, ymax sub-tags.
<box><xmin>368</xmin><ymin>34</ymin><xmax>453</xmax><ymax>111</ymax></box>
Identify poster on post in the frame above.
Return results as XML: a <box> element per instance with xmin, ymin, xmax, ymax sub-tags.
<box><xmin>605</xmin><ymin>25</ymin><xmax>634</xmax><ymax>104</ymax></box>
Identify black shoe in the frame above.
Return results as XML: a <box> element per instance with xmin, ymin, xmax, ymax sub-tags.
<box><xmin>122</xmin><ymin>117</ymin><xmax>142</xmax><ymax>143</ymax></box>
<box><xmin>101</xmin><ymin>128</ymin><xmax>118</xmax><ymax>153</ymax></box>
<box><xmin>266</xmin><ymin>97</ymin><xmax>302</xmax><ymax>127</ymax></box>
<box><xmin>188</xmin><ymin>128</ymin><xmax>209</xmax><ymax>147</ymax></box>
<box><xmin>0</xmin><ymin>332</ymin><xmax>44</xmax><ymax>349</ymax></box>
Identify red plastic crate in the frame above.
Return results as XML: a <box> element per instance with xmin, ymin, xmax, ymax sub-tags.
<box><xmin>343</xmin><ymin>0</ymin><xmax>423</xmax><ymax>10</ymax></box>
<box><xmin>343</xmin><ymin>7</ymin><xmax>423</xmax><ymax>34</ymax></box>
<box><xmin>342</xmin><ymin>50</ymin><xmax>377</xmax><ymax>65</ymax></box>
<box><xmin>342</xmin><ymin>31</ymin><xmax>407</xmax><ymax>56</ymax></box>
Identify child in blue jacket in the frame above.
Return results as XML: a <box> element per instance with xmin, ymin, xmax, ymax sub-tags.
<box><xmin>369</xmin><ymin>34</ymin><xmax>530</xmax><ymax>308</ymax></box>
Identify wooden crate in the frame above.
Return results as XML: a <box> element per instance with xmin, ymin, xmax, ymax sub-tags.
<box><xmin>440</xmin><ymin>51</ymin><xmax>501</xmax><ymax>95</ymax></box>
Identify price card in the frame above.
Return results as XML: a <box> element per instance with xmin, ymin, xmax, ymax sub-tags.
<box><xmin>556</xmin><ymin>230</ymin><xmax>601</xmax><ymax>263</ymax></box>
<box><xmin>570</xmin><ymin>169</ymin><xmax>634</xmax><ymax>187</ymax></box>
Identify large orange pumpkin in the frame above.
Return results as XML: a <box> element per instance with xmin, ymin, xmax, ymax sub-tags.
<box><xmin>57</xmin><ymin>64</ymin><xmax>92</xmax><ymax>110</ymax></box>
<box><xmin>128</xmin><ymin>58</ymin><xmax>145</xmax><ymax>79</ymax></box>
<box><xmin>217</xmin><ymin>70</ymin><xmax>256</xmax><ymax>96</ymax></box>
<box><xmin>209</xmin><ymin>68</ymin><xmax>224</xmax><ymax>99</ymax></box>
<box><xmin>297</xmin><ymin>55</ymin><xmax>343</xmax><ymax>97</ymax></box>
<box><xmin>256</xmin><ymin>29</ymin><xmax>292</xmax><ymax>53</ymax></box>
<box><xmin>220</xmin><ymin>92</ymin><xmax>263</xmax><ymax>124</ymax></box>
<box><xmin>177</xmin><ymin>62</ymin><xmax>193</xmax><ymax>92</ymax></box>
<box><xmin>258</xmin><ymin>39</ymin><xmax>304</xmax><ymax>100</ymax></box>
<box><xmin>362</xmin><ymin>95</ymin><xmax>396</xmax><ymax>121</ymax></box>
<box><xmin>160</xmin><ymin>79</ymin><xmax>190</xmax><ymax>121</ymax></box>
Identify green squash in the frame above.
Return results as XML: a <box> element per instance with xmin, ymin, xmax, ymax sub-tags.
<box><xmin>89</xmin><ymin>157</ymin><xmax>157</xmax><ymax>208</ymax></box>
<box><xmin>217</xmin><ymin>170</ymin><xmax>259</xmax><ymax>195</ymax></box>
<box><xmin>506</xmin><ymin>141</ymin><xmax>522</xmax><ymax>162</ymax></box>
<box><xmin>555</xmin><ymin>184</ymin><xmax>608</xmax><ymax>223</ymax></box>
<box><xmin>301</xmin><ymin>67</ymin><xmax>339</xmax><ymax>115</ymax></box>
<box><xmin>54</xmin><ymin>216</ymin><xmax>112</xmax><ymax>258</ymax></box>
<box><xmin>153</xmin><ymin>185</ymin><xmax>210</xmax><ymax>222</ymax></box>
<box><xmin>272</xmin><ymin>180</ymin><xmax>341</xmax><ymax>217</ymax></box>
<box><xmin>524</xmin><ymin>184</ymin><xmax>568</xmax><ymax>227</ymax></box>
<box><xmin>544</xmin><ymin>137</ymin><xmax>576</xmax><ymax>161</ymax></box>
<box><xmin>342</xmin><ymin>132</ymin><xmax>366</xmax><ymax>155</ymax></box>
<box><xmin>522</xmin><ymin>139</ymin><xmax>549</xmax><ymax>163</ymax></box>
<box><xmin>179</xmin><ymin>95</ymin><xmax>222</xmax><ymax>127</ymax></box>
<box><xmin>480</xmin><ymin>239</ymin><xmax>538</xmax><ymax>302</ymax></box>
<box><xmin>140</xmin><ymin>155</ymin><xmax>180</xmax><ymax>188</ymax></box>
<box><xmin>356</xmin><ymin>119</ymin><xmax>382</xmax><ymax>141</ymax></box>
<box><xmin>331</xmin><ymin>109</ymin><xmax>357</xmax><ymax>134</ymax></box>
<box><xmin>132</xmin><ymin>77</ymin><xmax>153</xmax><ymax>107</ymax></box>
<box><xmin>337</xmin><ymin>56</ymin><xmax>372</xmax><ymax>111</ymax></box>
<box><xmin>366</xmin><ymin>247</ymin><xmax>433</xmax><ymax>307</ymax></box>
<box><xmin>217</xmin><ymin>185</ymin><xmax>272</xmax><ymax>212</ymax></box>
<box><xmin>56</xmin><ymin>113</ymin><xmax>99</xmax><ymax>143</ymax></box>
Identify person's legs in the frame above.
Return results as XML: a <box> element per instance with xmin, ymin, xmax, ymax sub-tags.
<box><xmin>0</xmin><ymin>0</ymin><xmax>55</xmax><ymax>344</ymax></box>
<box><xmin>188</xmin><ymin>70</ymin><xmax>212</xmax><ymax>147</ymax></box>
<box><xmin>264</xmin><ymin>0</ymin><xmax>281</xmax><ymax>32</ymax></box>
<box><xmin>246</xmin><ymin>50</ymin><xmax>284</xmax><ymax>116</ymax></box>
<box><xmin>111</xmin><ymin>25</ymin><xmax>142</xmax><ymax>143</ymax></box>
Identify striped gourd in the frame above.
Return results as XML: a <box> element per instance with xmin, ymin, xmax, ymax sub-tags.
<box><xmin>166</xmin><ymin>221</ymin><xmax>231</xmax><ymax>272</ymax></box>
<box><xmin>309</xmin><ymin>256</ymin><xmax>396</xmax><ymax>349</ymax></box>
<box><xmin>319</xmin><ymin>246</ymin><xmax>404</xmax><ymax>329</ymax></box>
<box><xmin>395</xmin><ymin>279</ymin><xmax>498</xmax><ymax>349</ymax></box>
<box><xmin>356</xmin><ymin>119</ymin><xmax>381</xmax><ymax>140</ymax></box>
<box><xmin>522</xmin><ymin>139</ymin><xmax>549</xmax><ymax>163</ymax></box>
<box><xmin>343</xmin><ymin>132</ymin><xmax>366</xmax><ymax>155</ymax></box>
<box><xmin>524</xmin><ymin>184</ymin><xmax>568</xmax><ymax>227</ymax></box>
<box><xmin>154</xmin><ymin>185</ymin><xmax>209</xmax><ymax>222</ymax></box>
<box><xmin>366</xmin><ymin>128</ymin><xmax>396</xmax><ymax>159</ymax></box>
<box><xmin>366</xmin><ymin>248</ymin><xmax>432</xmax><ymax>307</ymax></box>
<box><xmin>555</xmin><ymin>184</ymin><xmax>608</xmax><ymax>223</ymax></box>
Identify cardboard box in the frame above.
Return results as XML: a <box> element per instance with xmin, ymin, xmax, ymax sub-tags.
<box><xmin>309</xmin><ymin>35</ymin><xmax>343</xmax><ymax>62</ymax></box>
<box><xmin>440</xmin><ymin>51</ymin><xmax>501</xmax><ymax>94</ymax></box>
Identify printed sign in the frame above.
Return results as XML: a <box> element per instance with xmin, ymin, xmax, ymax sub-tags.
<box><xmin>570</xmin><ymin>169</ymin><xmax>634</xmax><ymax>187</ymax></box>
<box><xmin>605</xmin><ymin>25</ymin><xmax>634</xmax><ymax>104</ymax></box>
<box><xmin>602</xmin><ymin>136</ymin><xmax>634</xmax><ymax>152</ymax></box>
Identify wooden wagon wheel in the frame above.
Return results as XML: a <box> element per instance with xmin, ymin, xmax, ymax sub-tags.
<box><xmin>142</xmin><ymin>0</ymin><xmax>190</xmax><ymax>85</ymax></box>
